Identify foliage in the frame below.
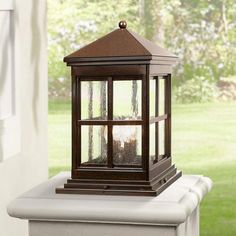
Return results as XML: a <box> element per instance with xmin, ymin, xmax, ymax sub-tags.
<box><xmin>175</xmin><ymin>76</ymin><xmax>218</xmax><ymax>103</ymax></box>
<box><xmin>48</xmin><ymin>0</ymin><xmax>141</xmax><ymax>98</ymax></box>
<box><xmin>47</xmin><ymin>0</ymin><xmax>236</xmax><ymax>102</ymax></box>
<box><xmin>164</xmin><ymin>0</ymin><xmax>236</xmax><ymax>83</ymax></box>
<box><xmin>217</xmin><ymin>76</ymin><xmax>236</xmax><ymax>101</ymax></box>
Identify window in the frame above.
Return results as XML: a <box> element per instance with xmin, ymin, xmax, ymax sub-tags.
<box><xmin>0</xmin><ymin>1</ymin><xmax>21</xmax><ymax>162</ymax></box>
<box><xmin>78</xmin><ymin>76</ymin><xmax>143</xmax><ymax>168</ymax></box>
<box><xmin>0</xmin><ymin>9</ymin><xmax>14</xmax><ymax>119</ymax></box>
<box><xmin>149</xmin><ymin>75</ymin><xmax>171</xmax><ymax>164</ymax></box>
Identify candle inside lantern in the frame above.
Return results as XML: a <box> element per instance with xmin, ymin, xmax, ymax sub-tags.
<box><xmin>113</xmin><ymin>126</ymin><xmax>136</xmax><ymax>146</ymax></box>
<box><xmin>113</xmin><ymin>126</ymin><xmax>137</xmax><ymax>165</ymax></box>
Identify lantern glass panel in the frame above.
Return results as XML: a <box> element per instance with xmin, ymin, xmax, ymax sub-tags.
<box><xmin>81</xmin><ymin>81</ymin><xmax>107</xmax><ymax>120</ymax></box>
<box><xmin>158</xmin><ymin>121</ymin><xmax>165</xmax><ymax>157</ymax></box>
<box><xmin>150</xmin><ymin>78</ymin><xmax>156</xmax><ymax>118</ymax></box>
<box><xmin>113</xmin><ymin>125</ymin><xmax>142</xmax><ymax>165</ymax></box>
<box><xmin>113</xmin><ymin>80</ymin><xmax>141</xmax><ymax>120</ymax></box>
<box><xmin>81</xmin><ymin>125</ymin><xmax>107</xmax><ymax>165</ymax></box>
<box><xmin>149</xmin><ymin>123</ymin><xmax>156</xmax><ymax>163</ymax></box>
<box><xmin>158</xmin><ymin>78</ymin><xmax>165</xmax><ymax>116</ymax></box>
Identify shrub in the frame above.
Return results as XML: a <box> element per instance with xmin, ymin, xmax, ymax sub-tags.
<box><xmin>174</xmin><ymin>76</ymin><xmax>218</xmax><ymax>103</ymax></box>
<box><xmin>217</xmin><ymin>77</ymin><xmax>236</xmax><ymax>101</ymax></box>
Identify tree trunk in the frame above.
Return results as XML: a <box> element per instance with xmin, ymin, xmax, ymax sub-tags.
<box><xmin>88</xmin><ymin>81</ymin><xmax>93</xmax><ymax>161</ymax></box>
<box><xmin>131</xmin><ymin>80</ymin><xmax>138</xmax><ymax>159</ymax></box>
<box><xmin>132</xmin><ymin>81</ymin><xmax>138</xmax><ymax>118</ymax></box>
<box><xmin>100</xmin><ymin>81</ymin><xmax>107</xmax><ymax>160</ymax></box>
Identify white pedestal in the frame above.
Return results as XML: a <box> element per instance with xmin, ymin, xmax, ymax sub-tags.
<box><xmin>7</xmin><ymin>173</ymin><xmax>212</xmax><ymax>236</ymax></box>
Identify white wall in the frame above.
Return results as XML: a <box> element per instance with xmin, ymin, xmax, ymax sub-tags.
<box><xmin>0</xmin><ymin>0</ymin><xmax>48</xmax><ymax>235</ymax></box>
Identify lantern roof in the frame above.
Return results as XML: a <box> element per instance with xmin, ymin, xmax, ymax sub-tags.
<box><xmin>64</xmin><ymin>21</ymin><xmax>177</xmax><ymax>65</ymax></box>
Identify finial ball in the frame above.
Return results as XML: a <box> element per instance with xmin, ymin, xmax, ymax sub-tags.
<box><xmin>119</xmin><ymin>20</ymin><xmax>127</xmax><ymax>29</ymax></box>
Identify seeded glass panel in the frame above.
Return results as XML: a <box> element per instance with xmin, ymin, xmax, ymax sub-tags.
<box><xmin>158</xmin><ymin>121</ymin><xmax>165</xmax><ymax>157</ymax></box>
<box><xmin>81</xmin><ymin>81</ymin><xmax>107</xmax><ymax>120</ymax></box>
<box><xmin>149</xmin><ymin>123</ymin><xmax>156</xmax><ymax>163</ymax></box>
<box><xmin>81</xmin><ymin>125</ymin><xmax>107</xmax><ymax>165</ymax></box>
<box><xmin>113</xmin><ymin>80</ymin><xmax>141</xmax><ymax>120</ymax></box>
<box><xmin>150</xmin><ymin>78</ymin><xmax>156</xmax><ymax>118</ymax></box>
<box><xmin>158</xmin><ymin>78</ymin><xmax>165</xmax><ymax>116</ymax></box>
<box><xmin>113</xmin><ymin>126</ymin><xmax>142</xmax><ymax>165</ymax></box>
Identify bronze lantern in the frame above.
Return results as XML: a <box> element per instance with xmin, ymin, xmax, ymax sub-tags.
<box><xmin>56</xmin><ymin>21</ymin><xmax>182</xmax><ymax>196</ymax></box>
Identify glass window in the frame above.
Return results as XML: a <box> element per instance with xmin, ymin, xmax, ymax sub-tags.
<box><xmin>0</xmin><ymin>11</ymin><xmax>14</xmax><ymax>120</ymax></box>
<box><xmin>149</xmin><ymin>123</ymin><xmax>156</xmax><ymax>163</ymax></box>
<box><xmin>158</xmin><ymin>78</ymin><xmax>165</xmax><ymax>116</ymax></box>
<box><xmin>81</xmin><ymin>81</ymin><xmax>107</xmax><ymax>120</ymax></box>
<box><xmin>149</xmin><ymin>78</ymin><xmax>156</xmax><ymax>118</ymax></box>
<box><xmin>113</xmin><ymin>125</ymin><xmax>142</xmax><ymax>165</ymax></box>
<box><xmin>113</xmin><ymin>80</ymin><xmax>141</xmax><ymax>120</ymax></box>
<box><xmin>81</xmin><ymin>125</ymin><xmax>107</xmax><ymax>165</ymax></box>
<box><xmin>158</xmin><ymin>121</ymin><xmax>165</xmax><ymax>157</ymax></box>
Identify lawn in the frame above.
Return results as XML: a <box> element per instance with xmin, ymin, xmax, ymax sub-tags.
<box><xmin>48</xmin><ymin>100</ymin><xmax>236</xmax><ymax>236</ymax></box>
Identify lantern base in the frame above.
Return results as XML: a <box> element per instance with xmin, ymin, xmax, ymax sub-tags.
<box><xmin>56</xmin><ymin>166</ymin><xmax>182</xmax><ymax>197</ymax></box>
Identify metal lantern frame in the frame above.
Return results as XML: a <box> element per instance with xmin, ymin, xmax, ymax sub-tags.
<box><xmin>56</xmin><ymin>21</ymin><xmax>181</xmax><ymax>196</ymax></box>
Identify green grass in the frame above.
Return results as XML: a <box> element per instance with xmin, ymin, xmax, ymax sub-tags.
<box><xmin>48</xmin><ymin>100</ymin><xmax>71</xmax><ymax>176</ymax></box>
<box><xmin>48</xmin><ymin>100</ymin><xmax>236</xmax><ymax>236</ymax></box>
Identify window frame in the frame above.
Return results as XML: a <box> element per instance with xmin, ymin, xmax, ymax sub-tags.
<box><xmin>0</xmin><ymin>1</ymin><xmax>21</xmax><ymax>162</ymax></box>
<box><xmin>149</xmin><ymin>74</ymin><xmax>171</xmax><ymax>165</ymax></box>
<box><xmin>77</xmin><ymin>75</ymin><xmax>144</xmax><ymax>169</ymax></box>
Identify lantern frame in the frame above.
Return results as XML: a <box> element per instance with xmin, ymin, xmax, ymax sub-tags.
<box><xmin>56</xmin><ymin>21</ymin><xmax>182</xmax><ymax>196</ymax></box>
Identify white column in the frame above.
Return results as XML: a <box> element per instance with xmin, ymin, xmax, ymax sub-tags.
<box><xmin>8</xmin><ymin>173</ymin><xmax>212</xmax><ymax>236</ymax></box>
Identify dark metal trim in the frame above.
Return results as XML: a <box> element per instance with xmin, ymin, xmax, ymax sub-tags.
<box><xmin>78</xmin><ymin>120</ymin><xmax>143</xmax><ymax>125</ymax></box>
<box><xmin>108</xmin><ymin>77</ymin><xmax>113</xmax><ymax>168</ymax></box>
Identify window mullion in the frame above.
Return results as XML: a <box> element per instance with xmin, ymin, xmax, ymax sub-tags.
<box><xmin>155</xmin><ymin>77</ymin><xmax>159</xmax><ymax>162</ymax></box>
<box><xmin>165</xmin><ymin>74</ymin><xmax>171</xmax><ymax>157</ymax></box>
<box><xmin>108</xmin><ymin>77</ymin><xmax>113</xmax><ymax>168</ymax></box>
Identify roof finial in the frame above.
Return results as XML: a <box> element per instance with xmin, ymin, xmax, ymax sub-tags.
<box><xmin>119</xmin><ymin>20</ymin><xmax>127</xmax><ymax>29</ymax></box>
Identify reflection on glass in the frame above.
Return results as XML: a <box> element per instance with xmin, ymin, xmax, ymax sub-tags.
<box><xmin>113</xmin><ymin>80</ymin><xmax>141</xmax><ymax>120</ymax></box>
<box><xmin>81</xmin><ymin>81</ymin><xmax>107</xmax><ymax>120</ymax></box>
<box><xmin>150</xmin><ymin>78</ymin><xmax>156</xmax><ymax>118</ymax></box>
<box><xmin>81</xmin><ymin>125</ymin><xmax>107</xmax><ymax>164</ymax></box>
<box><xmin>158</xmin><ymin>121</ymin><xmax>165</xmax><ymax>157</ymax></box>
<box><xmin>113</xmin><ymin>125</ymin><xmax>141</xmax><ymax>165</ymax></box>
<box><xmin>149</xmin><ymin>123</ymin><xmax>156</xmax><ymax>163</ymax></box>
<box><xmin>158</xmin><ymin>78</ymin><xmax>165</xmax><ymax>116</ymax></box>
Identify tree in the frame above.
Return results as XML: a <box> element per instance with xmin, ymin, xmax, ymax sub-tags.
<box><xmin>48</xmin><ymin>0</ymin><xmax>236</xmax><ymax>102</ymax></box>
<box><xmin>48</xmin><ymin>0</ymin><xmax>141</xmax><ymax>98</ymax></box>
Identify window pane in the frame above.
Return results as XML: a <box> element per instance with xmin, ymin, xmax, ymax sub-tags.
<box><xmin>113</xmin><ymin>125</ymin><xmax>141</xmax><ymax>165</ymax></box>
<box><xmin>0</xmin><ymin>11</ymin><xmax>14</xmax><ymax>120</ymax></box>
<box><xmin>81</xmin><ymin>125</ymin><xmax>107</xmax><ymax>164</ymax></box>
<box><xmin>150</xmin><ymin>123</ymin><xmax>156</xmax><ymax>163</ymax></box>
<box><xmin>158</xmin><ymin>121</ymin><xmax>165</xmax><ymax>157</ymax></box>
<box><xmin>81</xmin><ymin>81</ymin><xmax>107</xmax><ymax>120</ymax></box>
<box><xmin>113</xmin><ymin>80</ymin><xmax>141</xmax><ymax>120</ymax></box>
<box><xmin>158</xmin><ymin>78</ymin><xmax>165</xmax><ymax>116</ymax></box>
<box><xmin>149</xmin><ymin>78</ymin><xmax>156</xmax><ymax>118</ymax></box>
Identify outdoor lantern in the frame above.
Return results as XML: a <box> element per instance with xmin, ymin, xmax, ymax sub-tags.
<box><xmin>56</xmin><ymin>21</ymin><xmax>182</xmax><ymax>196</ymax></box>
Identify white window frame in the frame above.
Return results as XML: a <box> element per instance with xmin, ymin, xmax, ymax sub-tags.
<box><xmin>0</xmin><ymin>0</ymin><xmax>21</xmax><ymax>162</ymax></box>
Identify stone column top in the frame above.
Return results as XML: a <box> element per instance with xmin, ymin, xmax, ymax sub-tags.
<box><xmin>7</xmin><ymin>173</ymin><xmax>212</xmax><ymax>226</ymax></box>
